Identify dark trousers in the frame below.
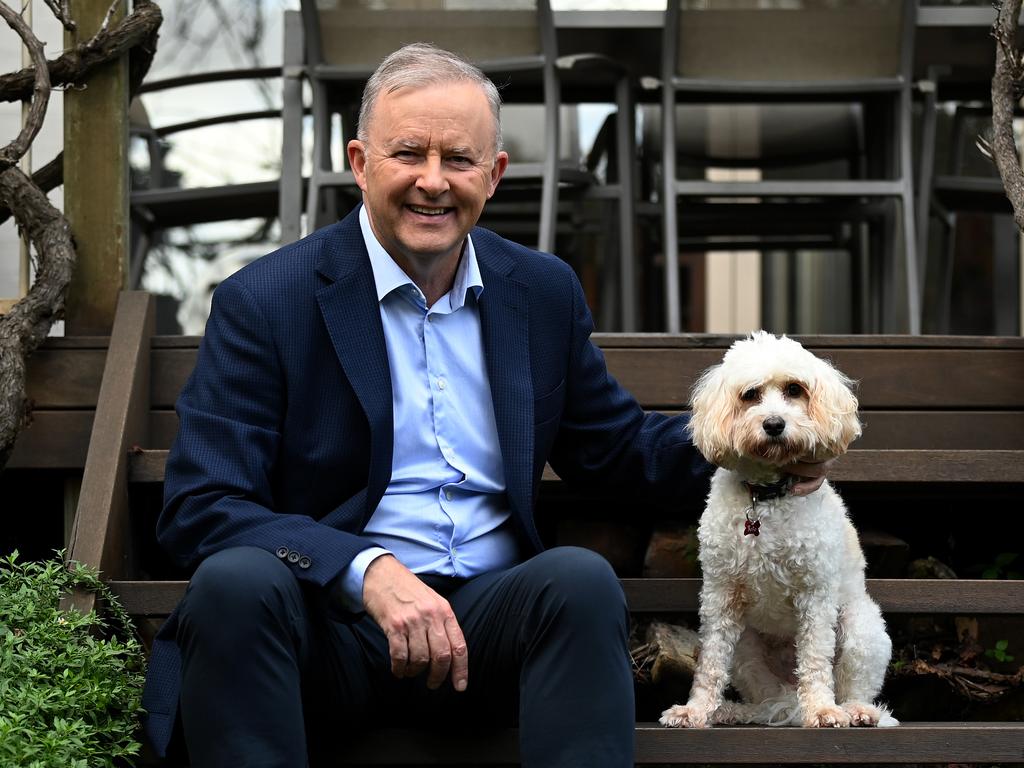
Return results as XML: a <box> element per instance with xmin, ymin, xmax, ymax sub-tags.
<box><xmin>176</xmin><ymin>546</ymin><xmax>634</xmax><ymax>768</ymax></box>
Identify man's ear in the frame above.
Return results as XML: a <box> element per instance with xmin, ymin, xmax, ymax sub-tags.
<box><xmin>347</xmin><ymin>140</ymin><xmax>369</xmax><ymax>192</ymax></box>
<box><xmin>487</xmin><ymin>151</ymin><xmax>510</xmax><ymax>198</ymax></box>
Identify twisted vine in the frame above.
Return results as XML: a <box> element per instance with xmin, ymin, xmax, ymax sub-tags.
<box><xmin>0</xmin><ymin>0</ymin><xmax>162</xmax><ymax>471</ymax></box>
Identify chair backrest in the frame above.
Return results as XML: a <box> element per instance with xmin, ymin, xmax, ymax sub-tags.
<box><xmin>308</xmin><ymin>0</ymin><xmax>548</xmax><ymax>70</ymax></box>
<box><xmin>667</xmin><ymin>0</ymin><xmax>913</xmax><ymax>82</ymax></box>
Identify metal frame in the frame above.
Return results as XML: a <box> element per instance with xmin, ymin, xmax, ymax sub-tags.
<box><xmin>660</xmin><ymin>0</ymin><xmax>921</xmax><ymax>334</ymax></box>
<box><xmin>289</xmin><ymin>1</ymin><xmax>638</xmax><ymax>328</ymax></box>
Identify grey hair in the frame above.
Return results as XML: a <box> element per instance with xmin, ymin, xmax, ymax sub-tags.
<box><xmin>356</xmin><ymin>42</ymin><xmax>503</xmax><ymax>155</ymax></box>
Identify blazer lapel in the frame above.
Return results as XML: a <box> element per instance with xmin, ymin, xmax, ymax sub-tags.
<box><xmin>315</xmin><ymin>213</ymin><xmax>394</xmax><ymax>522</ymax></box>
<box><xmin>475</xmin><ymin>232</ymin><xmax>533</xmax><ymax>523</ymax></box>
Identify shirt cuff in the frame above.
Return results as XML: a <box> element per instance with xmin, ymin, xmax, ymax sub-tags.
<box><xmin>336</xmin><ymin>547</ymin><xmax>392</xmax><ymax>612</ymax></box>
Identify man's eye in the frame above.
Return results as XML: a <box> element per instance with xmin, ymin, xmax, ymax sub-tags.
<box><xmin>741</xmin><ymin>388</ymin><xmax>759</xmax><ymax>402</ymax></box>
<box><xmin>448</xmin><ymin>155</ymin><xmax>472</xmax><ymax>166</ymax></box>
<box><xmin>786</xmin><ymin>383</ymin><xmax>804</xmax><ymax>397</ymax></box>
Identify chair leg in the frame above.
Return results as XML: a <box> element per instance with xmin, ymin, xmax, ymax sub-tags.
<box><xmin>539</xmin><ymin>65</ymin><xmax>560</xmax><ymax>254</ymax></box>
<box><xmin>935</xmin><ymin>212</ymin><xmax>956</xmax><ymax>333</ymax></box>
<box><xmin>662</xmin><ymin>93</ymin><xmax>681</xmax><ymax>333</ymax></box>
<box><xmin>914</xmin><ymin>69</ymin><xmax>943</xmax><ymax>330</ymax></box>
<box><xmin>901</xmin><ymin>183</ymin><xmax>920</xmax><ymax>334</ymax></box>
<box><xmin>615</xmin><ymin>76</ymin><xmax>638</xmax><ymax>331</ymax></box>
<box><xmin>899</xmin><ymin>79</ymin><xmax>921</xmax><ymax>333</ymax></box>
<box><xmin>305</xmin><ymin>79</ymin><xmax>335</xmax><ymax>235</ymax></box>
<box><xmin>280</xmin><ymin>10</ymin><xmax>304</xmax><ymax>246</ymax></box>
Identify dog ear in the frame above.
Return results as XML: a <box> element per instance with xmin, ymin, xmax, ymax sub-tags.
<box><xmin>807</xmin><ymin>359</ymin><xmax>862</xmax><ymax>457</ymax></box>
<box><xmin>688</xmin><ymin>363</ymin><xmax>739</xmax><ymax>467</ymax></box>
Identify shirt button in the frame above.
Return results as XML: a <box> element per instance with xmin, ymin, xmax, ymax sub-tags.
<box><xmin>437</xmin><ymin>378</ymin><xmax>447</xmax><ymax>390</ymax></box>
<box><xmin>445</xmin><ymin>490</ymin><xmax>453</xmax><ymax>501</ymax></box>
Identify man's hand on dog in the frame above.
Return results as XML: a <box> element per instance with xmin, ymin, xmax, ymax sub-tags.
<box><xmin>362</xmin><ymin>554</ymin><xmax>468</xmax><ymax>692</ymax></box>
<box><xmin>785</xmin><ymin>458</ymin><xmax>836</xmax><ymax>496</ymax></box>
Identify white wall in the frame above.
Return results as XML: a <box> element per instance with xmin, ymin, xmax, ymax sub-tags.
<box><xmin>0</xmin><ymin>4</ymin><xmax>64</xmax><ymax>301</ymax></box>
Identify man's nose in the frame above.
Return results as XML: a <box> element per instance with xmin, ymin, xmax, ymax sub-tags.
<box><xmin>415</xmin><ymin>156</ymin><xmax>449</xmax><ymax>196</ymax></box>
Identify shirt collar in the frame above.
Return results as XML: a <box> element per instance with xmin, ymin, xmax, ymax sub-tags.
<box><xmin>359</xmin><ymin>205</ymin><xmax>483</xmax><ymax>311</ymax></box>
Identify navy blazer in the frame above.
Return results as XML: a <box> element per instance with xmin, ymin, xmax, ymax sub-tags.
<box><xmin>143</xmin><ymin>208</ymin><xmax>712</xmax><ymax>755</ymax></box>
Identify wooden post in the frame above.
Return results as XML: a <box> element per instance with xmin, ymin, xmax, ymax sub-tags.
<box><xmin>63</xmin><ymin>0</ymin><xmax>129</xmax><ymax>334</ymax></box>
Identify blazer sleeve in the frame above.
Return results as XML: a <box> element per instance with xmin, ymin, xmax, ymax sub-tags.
<box><xmin>546</xmin><ymin>271</ymin><xmax>714</xmax><ymax>502</ymax></box>
<box><xmin>158</xmin><ymin>277</ymin><xmax>377</xmax><ymax>589</ymax></box>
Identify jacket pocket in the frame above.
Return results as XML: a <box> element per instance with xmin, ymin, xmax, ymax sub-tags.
<box><xmin>533</xmin><ymin>378</ymin><xmax>565</xmax><ymax>425</ymax></box>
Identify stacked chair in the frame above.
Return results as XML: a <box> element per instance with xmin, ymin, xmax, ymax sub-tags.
<box><xmin>657</xmin><ymin>0</ymin><xmax>921</xmax><ymax>333</ymax></box>
<box><xmin>287</xmin><ymin>0</ymin><xmax>640</xmax><ymax>327</ymax></box>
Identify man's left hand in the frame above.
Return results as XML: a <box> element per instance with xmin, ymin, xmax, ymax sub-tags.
<box><xmin>785</xmin><ymin>458</ymin><xmax>836</xmax><ymax>496</ymax></box>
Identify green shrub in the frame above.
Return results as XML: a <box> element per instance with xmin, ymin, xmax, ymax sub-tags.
<box><xmin>0</xmin><ymin>552</ymin><xmax>145</xmax><ymax>768</ymax></box>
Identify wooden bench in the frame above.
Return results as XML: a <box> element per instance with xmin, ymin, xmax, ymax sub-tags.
<box><xmin>41</xmin><ymin>291</ymin><xmax>1024</xmax><ymax>764</ymax></box>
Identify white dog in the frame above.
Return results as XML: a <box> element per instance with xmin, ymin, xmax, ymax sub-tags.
<box><xmin>660</xmin><ymin>332</ymin><xmax>896</xmax><ymax>729</ymax></box>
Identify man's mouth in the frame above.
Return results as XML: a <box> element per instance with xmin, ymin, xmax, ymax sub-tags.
<box><xmin>408</xmin><ymin>205</ymin><xmax>451</xmax><ymax>217</ymax></box>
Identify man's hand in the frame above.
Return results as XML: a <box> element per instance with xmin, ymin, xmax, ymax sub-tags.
<box><xmin>784</xmin><ymin>458</ymin><xmax>836</xmax><ymax>496</ymax></box>
<box><xmin>362</xmin><ymin>555</ymin><xmax>468</xmax><ymax>692</ymax></box>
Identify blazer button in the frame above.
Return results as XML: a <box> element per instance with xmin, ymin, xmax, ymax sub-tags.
<box><xmin>287</xmin><ymin>551</ymin><xmax>300</xmax><ymax>564</ymax></box>
<box><xmin>276</xmin><ymin>547</ymin><xmax>289</xmax><ymax>559</ymax></box>
<box><xmin>298</xmin><ymin>556</ymin><xmax>312</xmax><ymax>570</ymax></box>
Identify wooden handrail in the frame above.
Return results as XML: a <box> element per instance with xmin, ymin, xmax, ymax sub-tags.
<box><xmin>62</xmin><ymin>292</ymin><xmax>154</xmax><ymax>614</ymax></box>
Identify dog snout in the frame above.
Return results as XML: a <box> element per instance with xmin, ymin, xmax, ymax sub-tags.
<box><xmin>762</xmin><ymin>416</ymin><xmax>786</xmax><ymax>437</ymax></box>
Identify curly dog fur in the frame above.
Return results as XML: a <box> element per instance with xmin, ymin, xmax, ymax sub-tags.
<box><xmin>660</xmin><ymin>332</ymin><xmax>896</xmax><ymax>729</ymax></box>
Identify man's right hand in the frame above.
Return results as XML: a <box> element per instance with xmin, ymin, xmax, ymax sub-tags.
<box><xmin>361</xmin><ymin>554</ymin><xmax>468</xmax><ymax>692</ymax></box>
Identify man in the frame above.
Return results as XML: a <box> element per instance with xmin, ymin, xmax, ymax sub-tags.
<box><xmin>143</xmin><ymin>43</ymin><xmax>829</xmax><ymax>767</ymax></box>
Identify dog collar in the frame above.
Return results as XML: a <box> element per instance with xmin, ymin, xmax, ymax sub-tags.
<box><xmin>741</xmin><ymin>478</ymin><xmax>791</xmax><ymax>536</ymax></box>
<box><xmin>742</xmin><ymin>478</ymin><xmax>791</xmax><ymax>502</ymax></box>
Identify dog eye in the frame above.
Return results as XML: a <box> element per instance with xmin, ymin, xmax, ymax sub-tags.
<box><xmin>785</xmin><ymin>383</ymin><xmax>805</xmax><ymax>398</ymax></box>
<box><xmin>740</xmin><ymin>387</ymin><xmax>760</xmax><ymax>402</ymax></box>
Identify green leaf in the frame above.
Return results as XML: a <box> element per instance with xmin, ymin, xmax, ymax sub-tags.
<box><xmin>0</xmin><ymin>553</ymin><xmax>145</xmax><ymax>768</ymax></box>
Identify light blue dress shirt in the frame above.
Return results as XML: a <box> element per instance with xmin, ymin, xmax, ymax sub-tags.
<box><xmin>337</xmin><ymin>207</ymin><xmax>521</xmax><ymax>608</ymax></box>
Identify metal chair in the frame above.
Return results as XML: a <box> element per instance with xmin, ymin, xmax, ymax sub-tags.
<box><xmin>659</xmin><ymin>0</ymin><xmax>921</xmax><ymax>333</ymax></box>
<box><xmin>288</xmin><ymin>0</ymin><xmax>639</xmax><ymax>326</ymax></box>
<box><xmin>917</xmin><ymin>83</ymin><xmax>1019</xmax><ymax>334</ymax></box>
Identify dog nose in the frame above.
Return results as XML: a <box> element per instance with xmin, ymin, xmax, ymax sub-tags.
<box><xmin>763</xmin><ymin>416</ymin><xmax>786</xmax><ymax>437</ymax></box>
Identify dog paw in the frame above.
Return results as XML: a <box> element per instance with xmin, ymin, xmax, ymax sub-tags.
<box><xmin>660</xmin><ymin>704</ymin><xmax>710</xmax><ymax>728</ymax></box>
<box><xmin>841</xmin><ymin>702</ymin><xmax>882</xmax><ymax>727</ymax></box>
<box><xmin>804</xmin><ymin>704</ymin><xmax>852</xmax><ymax>728</ymax></box>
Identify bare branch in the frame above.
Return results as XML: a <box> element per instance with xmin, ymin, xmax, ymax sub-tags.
<box><xmin>95</xmin><ymin>0</ymin><xmax>120</xmax><ymax>37</ymax></box>
<box><xmin>0</xmin><ymin>0</ymin><xmax>161</xmax><ymax>224</ymax></box>
<box><xmin>991</xmin><ymin>0</ymin><xmax>1024</xmax><ymax>230</ymax></box>
<box><xmin>0</xmin><ymin>1</ymin><xmax>51</xmax><ymax>173</ymax></box>
<box><xmin>0</xmin><ymin>0</ymin><xmax>162</xmax><ymax>103</ymax></box>
<box><xmin>41</xmin><ymin>0</ymin><xmax>75</xmax><ymax>31</ymax></box>
<box><xmin>0</xmin><ymin>151</ymin><xmax>61</xmax><ymax>227</ymax></box>
<box><xmin>0</xmin><ymin>166</ymin><xmax>76</xmax><ymax>470</ymax></box>
<box><xmin>0</xmin><ymin>0</ymin><xmax>163</xmax><ymax>470</ymax></box>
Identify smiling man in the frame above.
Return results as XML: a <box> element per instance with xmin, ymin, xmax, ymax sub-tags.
<box><xmin>142</xmin><ymin>43</ymin><xmax>829</xmax><ymax>768</ymax></box>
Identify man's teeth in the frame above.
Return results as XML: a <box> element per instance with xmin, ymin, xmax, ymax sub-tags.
<box><xmin>409</xmin><ymin>206</ymin><xmax>447</xmax><ymax>216</ymax></box>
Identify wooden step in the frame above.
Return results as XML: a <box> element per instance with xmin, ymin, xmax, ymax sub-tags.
<box><xmin>109</xmin><ymin>578</ymin><xmax>1024</xmax><ymax>617</ymax></box>
<box><xmin>128</xmin><ymin>448</ymin><xmax>1024</xmax><ymax>484</ymax></box>
<box><xmin>332</xmin><ymin>722</ymin><xmax>1024</xmax><ymax>764</ymax></box>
